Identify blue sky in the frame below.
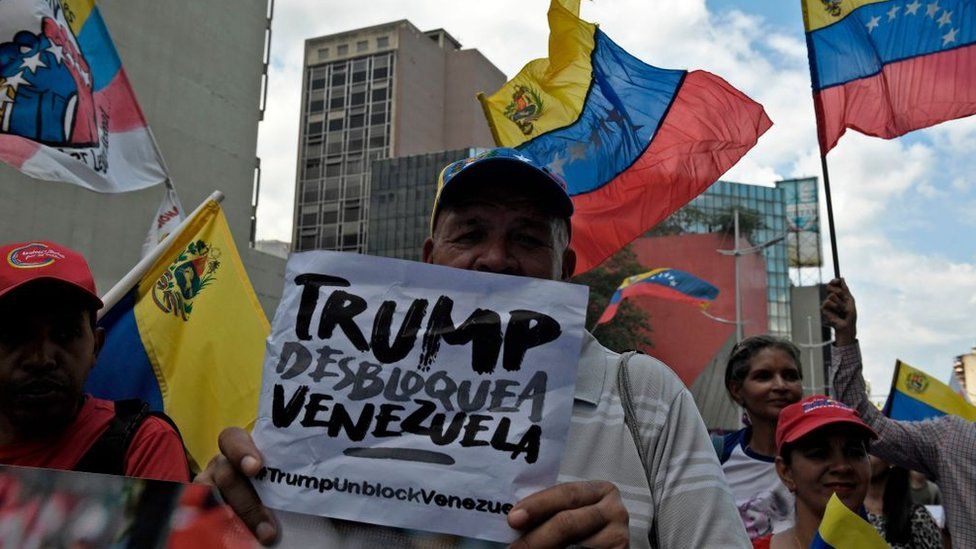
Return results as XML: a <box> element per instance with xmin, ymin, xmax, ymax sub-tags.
<box><xmin>255</xmin><ymin>0</ymin><xmax>976</xmax><ymax>401</ymax></box>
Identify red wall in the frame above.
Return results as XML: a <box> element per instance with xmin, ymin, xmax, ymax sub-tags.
<box><xmin>627</xmin><ymin>233</ymin><xmax>769</xmax><ymax>386</ymax></box>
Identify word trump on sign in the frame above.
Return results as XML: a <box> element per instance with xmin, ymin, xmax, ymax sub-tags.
<box><xmin>252</xmin><ymin>251</ymin><xmax>588</xmax><ymax>543</ymax></box>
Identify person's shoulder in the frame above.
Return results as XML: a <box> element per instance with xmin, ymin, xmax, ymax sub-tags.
<box><xmin>126</xmin><ymin>413</ymin><xmax>190</xmax><ymax>482</ymax></box>
<box><xmin>618</xmin><ymin>348</ymin><xmax>687</xmax><ymax>400</ymax></box>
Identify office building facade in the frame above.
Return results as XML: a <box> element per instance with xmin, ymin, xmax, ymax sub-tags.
<box><xmin>293</xmin><ymin>22</ymin><xmax>505</xmax><ymax>253</ymax></box>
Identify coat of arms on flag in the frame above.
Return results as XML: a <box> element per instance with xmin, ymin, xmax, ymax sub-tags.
<box><xmin>0</xmin><ymin>0</ymin><xmax>167</xmax><ymax>192</ymax></box>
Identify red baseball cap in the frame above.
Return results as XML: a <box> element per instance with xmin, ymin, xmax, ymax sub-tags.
<box><xmin>775</xmin><ymin>395</ymin><xmax>877</xmax><ymax>453</ymax></box>
<box><xmin>0</xmin><ymin>241</ymin><xmax>102</xmax><ymax>309</ymax></box>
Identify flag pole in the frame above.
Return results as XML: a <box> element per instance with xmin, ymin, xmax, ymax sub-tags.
<box><xmin>819</xmin><ymin>152</ymin><xmax>842</xmax><ymax>279</ymax></box>
<box><xmin>98</xmin><ymin>190</ymin><xmax>225</xmax><ymax>319</ymax></box>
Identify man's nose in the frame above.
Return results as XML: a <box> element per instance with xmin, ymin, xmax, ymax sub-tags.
<box><xmin>473</xmin><ymin>238</ymin><xmax>517</xmax><ymax>274</ymax></box>
<box><xmin>21</xmin><ymin>336</ymin><xmax>58</xmax><ymax>371</ymax></box>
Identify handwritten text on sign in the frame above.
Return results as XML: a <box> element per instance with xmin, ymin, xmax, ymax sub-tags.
<box><xmin>252</xmin><ymin>251</ymin><xmax>587</xmax><ymax>542</ymax></box>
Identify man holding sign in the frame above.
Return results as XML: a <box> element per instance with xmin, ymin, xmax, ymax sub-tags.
<box><xmin>201</xmin><ymin>148</ymin><xmax>747</xmax><ymax>547</ymax></box>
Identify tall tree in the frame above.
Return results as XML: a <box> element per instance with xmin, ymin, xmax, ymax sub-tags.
<box><xmin>572</xmin><ymin>245</ymin><xmax>653</xmax><ymax>352</ymax></box>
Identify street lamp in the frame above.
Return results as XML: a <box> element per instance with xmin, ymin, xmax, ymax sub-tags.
<box><xmin>715</xmin><ymin>208</ymin><xmax>786</xmax><ymax>343</ymax></box>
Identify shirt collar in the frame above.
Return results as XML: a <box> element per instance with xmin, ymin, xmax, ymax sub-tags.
<box><xmin>574</xmin><ymin>331</ymin><xmax>606</xmax><ymax>406</ymax></box>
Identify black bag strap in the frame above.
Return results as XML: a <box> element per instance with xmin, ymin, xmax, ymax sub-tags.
<box><xmin>73</xmin><ymin>399</ymin><xmax>151</xmax><ymax>476</ymax></box>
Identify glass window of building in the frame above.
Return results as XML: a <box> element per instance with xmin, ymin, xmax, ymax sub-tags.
<box><xmin>337</xmin><ymin>44</ymin><xmax>348</xmax><ymax>55</ymax></box>
<box><xmin>356</xmin><ymin>40</ymin><xmax>368</xmax><ymax>52</ymax></box>
<box><xmin>318</xmin><ymin>47</ymin><xmax>329</xmax><ymax>59</ymax></box>
<box><xmin>376</xmin><ymin>36</ymin><xmax>389</xmax><ymax>48</ymax></box>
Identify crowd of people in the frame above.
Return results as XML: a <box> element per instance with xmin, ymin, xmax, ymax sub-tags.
<box><xmin>0</xmin><ymin>147</ymin><xmax>973</xmax><ymax>548</ymax></box>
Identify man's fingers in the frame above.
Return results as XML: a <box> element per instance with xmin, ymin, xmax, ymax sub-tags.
<box><xmin>510</xmin><ymin>503</ymin><xmax>627</xmax><ymax>549</ymax></box>
<box><xmin>509</xmin><ymin>481</ymin><xmax>612</xmax><ymax>530</ymax></box>
<box><xmin>208</xmin><ymin>453</ymin><xmax>279</xmax><ymax>546</ymax></box>
<box><xmin>218</xmin><ymin>427</ymin><xmax>263</xmax><ymax>476</ymax></box>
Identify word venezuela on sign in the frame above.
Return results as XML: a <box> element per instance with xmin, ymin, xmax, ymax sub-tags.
<box><xmin>251</xmin><ymin>251</ymin><xmax>588</xmax><ymax>542</ymax></box>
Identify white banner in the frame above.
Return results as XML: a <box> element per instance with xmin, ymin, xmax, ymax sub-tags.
<box><xmin>252</xmin><ymin>251</ymin><xmax>588</xmax><ymax>542</ymax></box>
<box><xmin>0</xmin><ymin>0</ymin><xmax>167</xmax><ymax>192</ymax></box>
<box><xmin>141</xmin><ymin>185</ymin><xmax>184</xmax><ymax>257</ymax></box>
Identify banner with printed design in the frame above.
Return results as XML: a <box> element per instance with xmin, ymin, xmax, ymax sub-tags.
<box><xmin>0</xmin><ymin>0</ymin><xmax>167</xmax><ymax>192</ymax></box>
<box><xmin>251</xmin><ymin>251</ymin><xmax>588</xmax><ymax>543</ymax></box>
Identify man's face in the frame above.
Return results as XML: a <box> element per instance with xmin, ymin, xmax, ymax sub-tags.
<box><xmin>423</xmin><ymin>184</ymin><xmax>575</xmax><ymax>281</ymax></box>
<box><xmin>0</xmin><ymin>284</ymin><xmax>102</xmax><ymax>440</ymax></box>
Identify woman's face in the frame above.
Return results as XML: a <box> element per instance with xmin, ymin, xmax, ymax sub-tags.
<box><xmin>776</xmin><ymin>426</ymin><xmax>871</xmax><ymax>516</ymax></box>
<box><xmin>732</xmin><ymin>347</ymin><xmax>803</xmax><ymax>423</ymax></box>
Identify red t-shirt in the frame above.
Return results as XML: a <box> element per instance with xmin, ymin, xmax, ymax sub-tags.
<box><xmin>0</xmin><ymin>396</ymin><xmax>190</xmax><ymax>482</ymax></box>
<box><xmin>752</xmin><ymin>534</ymin><xmax>772</xmax><ymax>549</ymax></box>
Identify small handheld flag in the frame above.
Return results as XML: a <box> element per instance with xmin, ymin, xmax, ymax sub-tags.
<box><xmin>478</xmin><ymin>0</ymin><xmax>771</xmax><ymax>274</ymax></box>
<box><xmin>884</xmin><ymin>360</ymin><xmax>976</xmax><ymax>422</ymax></box>
<box><xmin>0</xmin><ymin>0</ymin><xmax>167</xmax><ymax>192</ymax></box>
<box><xmin>596</xmin><ymin>268</ymin><xmax>718</xmax><ymax>325</ymax></box>
<box><xmin>810</xmin><ymin>493</ymin><xmax>888</xmax><ymax>548</ymax></box>
<box><xmin>87</xmin><ymin>193</ymin><xmax>270</xmax><ymax>470</ymax></box>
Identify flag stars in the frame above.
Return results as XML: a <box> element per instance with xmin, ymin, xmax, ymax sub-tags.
<box><xmin>866</xmin><ymin>15</ymin><xmax>881</xmax><ymax>32</ymax></box>
<box><xmin>45</xmin><ymin>43</ymin><xmax>65</xmax><ymax>64</ymax></box>
<box><xmin>905</xmin><ymin>0</ymin><xmax>921</xmax><ymax>15</ymax></box>
<box><xmin>887</xmin><ymin>5</ymin><xmax>900</xmax><ymax>20</ymax></box>
<box><xmin>937</xmin><ymin>10</ymin><xmax>952</xmax><ymax>27</ymax></box>
<box><xmin>943</xmin><ymin>27</ymin><xmax>958</xmax><ymax>45</ymax></box>
<box><xmin>926</xmin><ymin>1</ymin><xmax>940</xmax><ymax>18</ymax></box>
<box><xmin>2</xmin><ymin>71</ymin><xmax>28</xmax><ymax>92</ymax></box>
<box><xmin>20</xmin><ymin>52</ymin><xmax>46</xmax><ymax>74</ymax></box>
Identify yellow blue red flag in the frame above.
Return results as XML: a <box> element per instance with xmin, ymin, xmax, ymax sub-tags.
<box><xmin>0</xmin><ymin>0</ymin><xmax>168</xmax><ymax>192</ymax></box>
<box><xmin>884</xmin><ymin>360</ymin><xmax>976</xmax><ymax>422</ymax></box>
<box><xmin>478</xmin><ymin>0</ymin><xmax>771</xmax><ymax>273</ymax></box>
<box><xmin>810</xmin><ymin>493</ymin><xmax>888</xmax><ymax>548</ymax></box>
<box><xmin>86</xmin><ymin>199</ymin><xmax>270</xmax><ymax>469</ymax></box>
<box><xmin>802</xmin><ymin>0</ymin><xmax>976</xmax><ymax>153</ymax></box>
<box><xmin>597</xmin><ymin>268</ymin><xmax>718</xmax><ymax>325</ymax></box>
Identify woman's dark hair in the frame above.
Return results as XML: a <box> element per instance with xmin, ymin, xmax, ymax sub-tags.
<box><xmin>881</xmin><ymin>466</ymin><xmax>914</xmax><ymax>544</ymax></box>
<box><xmin>724</xmin><ymin>335</ymin><xmax>803</xmax><ymax>398</ymax></box>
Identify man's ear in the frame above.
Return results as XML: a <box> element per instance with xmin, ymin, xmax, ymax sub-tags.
<box><xmin>775</xmin><ymin>456</ymin><xmax>796</xmax><ymax>493</ymax></box>
<box><xmin>422</xmin><ymin>237</ymin><xmax>435</xmax><ymax>264</ymax></box>
<box><xmin>560</xmin><ymin>247</ymin><xmax>577</xmax><ymax>281</ymax></box>
<box><xmin>93</xmin><ymin>326</ymin><xmax>105</xmax><ymax>358</ymax></box>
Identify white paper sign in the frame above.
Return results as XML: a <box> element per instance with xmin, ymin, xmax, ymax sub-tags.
<box><xmin>252</xmin><ymin>251</ymin><xmax>588</xmax><ymax>543</ymax></box>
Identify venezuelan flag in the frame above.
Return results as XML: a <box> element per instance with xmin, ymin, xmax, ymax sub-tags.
<box><xmin>802</xmin><ymin>0</ymin><xmax>976</xmax><ymax>153</ymax></box>
<box><xmin>884</xmin><ymin>360</ymin><xmax>976</xmax><ymax>421</ymax></box>
<box><xmin>810</xmin><ymin>494</ymin><xmax>888</xmax><ymax>548</ymax></box>
<box><xmin>596</xmin><ymin>268</ymin><xmax>718</xmax><ymax>325</ymax></box>
<box><xmin>86</xmin><ymin>198</ymin><xmax>270</xmax><ymax>470</ymax></box>
<box><xmin>478</xmin><ymin>0</ymin><xmax>771</xmax><ymax>274</ymax></box>
<box><xmin>0</xmin><ymin>0</ymin><xmax>166</xmax><ymax>192</ymax></box>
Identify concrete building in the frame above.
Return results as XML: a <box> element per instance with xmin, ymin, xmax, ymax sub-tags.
<box><xmin>0</xmin><ymin>0</ymin><xmax>285</xmax><ymax>316</ymax></box>
<box><xmin>293</xmin><ymin>21</ymin><xmax>505</xmax><ymax>253</ymax></box>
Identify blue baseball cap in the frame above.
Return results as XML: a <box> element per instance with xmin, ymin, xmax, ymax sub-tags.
<box><xmin>430</xmin><ymin>148</ymin><xmax>574</xmax><ymax>233</ymax></box>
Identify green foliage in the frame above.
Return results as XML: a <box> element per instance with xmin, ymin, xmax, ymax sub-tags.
<box><xmin>571</xmin><ymin>246</ymin><xmax>653</xmax><ymax>352</ymax></box>
<box><xmin>646</xmin><ymin>205</ymin><xmax>765</xmax><ymax>239</ymax></box>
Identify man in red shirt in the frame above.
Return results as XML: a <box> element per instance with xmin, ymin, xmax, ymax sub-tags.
<box><xmin>0</xmin><ymin>241</ymin><xmax>189</xmax><ymax>482</ymax></box>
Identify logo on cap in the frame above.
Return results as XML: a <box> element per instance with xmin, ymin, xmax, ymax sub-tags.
<box><xmin>801</xmin><ymin>397</ymin><xmax>850</xmax><ymax>414</ymax></box>
<box><xmin>6</xmin><ymin>243</ymin><xmax>66</xmax><ymax>269</ymax></box>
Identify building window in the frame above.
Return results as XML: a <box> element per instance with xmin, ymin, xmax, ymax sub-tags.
<box><xmin>357</xmin><ymin>40</ymin><xmax>368</xmax><ymax>52</ymax></box>
<box><xmin>377</xmin><ymin>36</ymin><xmax>389</xmax><ymax>48</ymax></box>
<box><xmin>319</xmin><ymin>47</ymin><xmax>329</xmax><ymax>59</ymax></box>
<box><xmin>331</xmin><ymin>72</ymin><xmax>346</xmax><ymax>87</ymax></box>
<box><xmin>310</xmin><ymin>99</ymin><xmax>324</xmax><ymax>113</ymax></box>
<box><xmin>337</xmin><ymin>44</ymin><xmax>348</xmax><ymax>55</ymax></box>
<box><xmin>311</xmin><ymin>78</ymin><xmax>326</xmax><ymax>90</ymax></box>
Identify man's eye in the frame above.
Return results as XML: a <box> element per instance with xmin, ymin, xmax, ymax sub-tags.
<box><xmin>751</xmin><ymin>371</ymin><xmax>771</xmax><ymax>381</ymax></box>
<box><xmin>783</xmin><ymin>370</ymin><xmax>801</xmax><ymax>382</ymax></box>
<box><xmin>514</xmin><ymin>233</ymin><xmax>546</xmax><ymax>247</ymax></box>
<box><xmin>845</xmin><ymin>445</ymin><xmax>867</xmax><ymax>458</ymax></box>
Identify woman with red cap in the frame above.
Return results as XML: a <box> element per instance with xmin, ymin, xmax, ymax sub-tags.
<box><xmin>752</xmin><ymin>395</ymin><xmax>877</xmax><ymax>549</ymax></box>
